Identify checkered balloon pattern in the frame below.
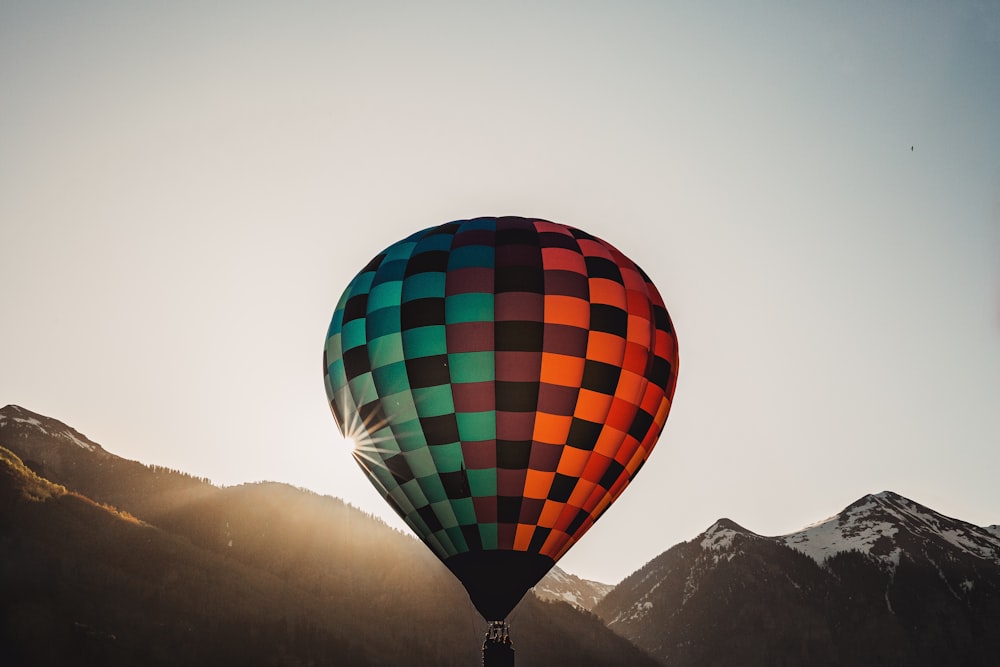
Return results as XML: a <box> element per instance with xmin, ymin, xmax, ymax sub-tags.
<box><xmin>324</xmin><ymin>217</ymin><xmax>678</xmax><ymax>567</ymax></box>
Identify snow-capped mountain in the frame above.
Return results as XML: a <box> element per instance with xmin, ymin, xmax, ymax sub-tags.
<box><xmin>533</xmin><ymin>565</ymin><xmax>613</xmax><ymax>612</ymax></box>
<box><xmin>0</xmin><ymin>404</ymin><xmax>104</xmax><ymax>453</ymax></box>
<box><xmin>783</xmin><ymin>490</ymin><xmax>1000</xmax><ymax>569</ymax></box>
<box><xmin>0</xmin><ymin>404</ymin><xmax>132</xmax><ymax>499</ymax></box>
<box><xmin>0</xmin><ymin>404</ymin><xmax>218</xmax><ymax>522</ymax></box>
<box><xmin>595</xmin><ymin>492</ymin><xmax>1000</xmax><ymax>666</ymax></box>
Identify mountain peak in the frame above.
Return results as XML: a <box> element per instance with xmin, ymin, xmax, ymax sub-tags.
<box><xmin>0</xmin><ymin>404</ymin><xmax>102</xmax><ymax>453</ymax></box>
<box><xmin>784</xmin><ymin>491</ymin><xmax>1000</xmax><ymax>567</ymax></box>
<box><xmin>847</xmin><ymin>489</ymin><xmax>906</xmax><ymax>510</ymax></box>
<box><xmin>700</xmin><ymin>518</ymin><xmax>755</xmax><ymax>551</ymax></box>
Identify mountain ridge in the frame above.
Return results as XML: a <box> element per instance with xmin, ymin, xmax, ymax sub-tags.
<box><xmin>782</xmin><ymin>490</ymin><xmax>1000</xmax><ymax>569</ymax></box>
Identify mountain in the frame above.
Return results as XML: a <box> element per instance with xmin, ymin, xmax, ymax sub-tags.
<box><xmin>533</xmin><ymin>565</ymin><xmax>613</xmax><ymax>612</ymax></box>
<box><xmin>0</xmin><ymin>404</ymin><xmax>217</xmax><ymax>523</ymax></box>
<box><xmin>8</xmin><ymin>404</ymin><xmax>999</xmax><ymax>666</ymax></box>
<box><xmin>783</xmin><ymin>491</ymin><xmax>1000</xmax><ymax>569</ymax></box>
<box><xmin>0</xmin><ymin>405</ymin><xmax>104</xmax><ymax>452</ymax></box>
<box><xmin>0</xmin><ymin>405</ymin><xmax>660</xmax><ymax>667</ymax></box>
<box><xmin>595</xmin><ymin>491</ymin><xmax>1000</xmax><ymax>666</ymax></box>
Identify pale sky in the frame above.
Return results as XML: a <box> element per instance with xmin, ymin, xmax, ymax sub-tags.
<box><xmin>2</xmin><ymin>1</ymin><xmax>998</xmax><ymax>584</ymax></box>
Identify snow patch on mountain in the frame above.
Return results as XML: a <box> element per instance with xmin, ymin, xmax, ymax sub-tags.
<box><xmin>700</xmin><ymin>521</ymin><xmax>739</xmax><ymax>551</ymax></box>
<box><xmin>0</xmin><ymin>409</ymin><xmax>46</xmax><ymax>432</ymax></box>
<box><xmin>609</xmin><ymin>596</ymin><xmax>657</xmax><ymax>627</ymax></box>
<box><xmin>56</xmin><ymin>429</ymin><xmax>96</xmax><ymax>451</ymax></box>
<box><xmin>8</xmin><ymin>415</ymin><xmax>45</xmax><ymax>429</ymax></box>
<box><xmin>783</xmin><ymin>509</ymin><xmax>899</xmax><ymax>565</ymax></box>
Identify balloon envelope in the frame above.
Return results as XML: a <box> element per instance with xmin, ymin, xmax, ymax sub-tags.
<box><xmin>324</xmin><ymin>217</ymin><xmax>678</xmax><ymax>619</ymax></box>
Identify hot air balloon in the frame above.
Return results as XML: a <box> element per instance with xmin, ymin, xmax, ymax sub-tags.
<box><xmin>323</xmin><ymin>216</ymin><xmax>678</xmax><ymax>628</ymax></box>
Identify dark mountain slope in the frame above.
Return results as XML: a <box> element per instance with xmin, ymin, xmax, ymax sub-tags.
<box><xmin>596</xmin><ymin>519</ymin><xmax>837</xmax><ymax>665</ymax></box>
<box><xmin>0</xmin><ymin>405</ymin><xmax>660</xmax><ymax>667</ymax></box>
<box><xmin>1</xmin><ymin>446</ymin><xmax>370</xmax><ymax>667</ymax></box>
